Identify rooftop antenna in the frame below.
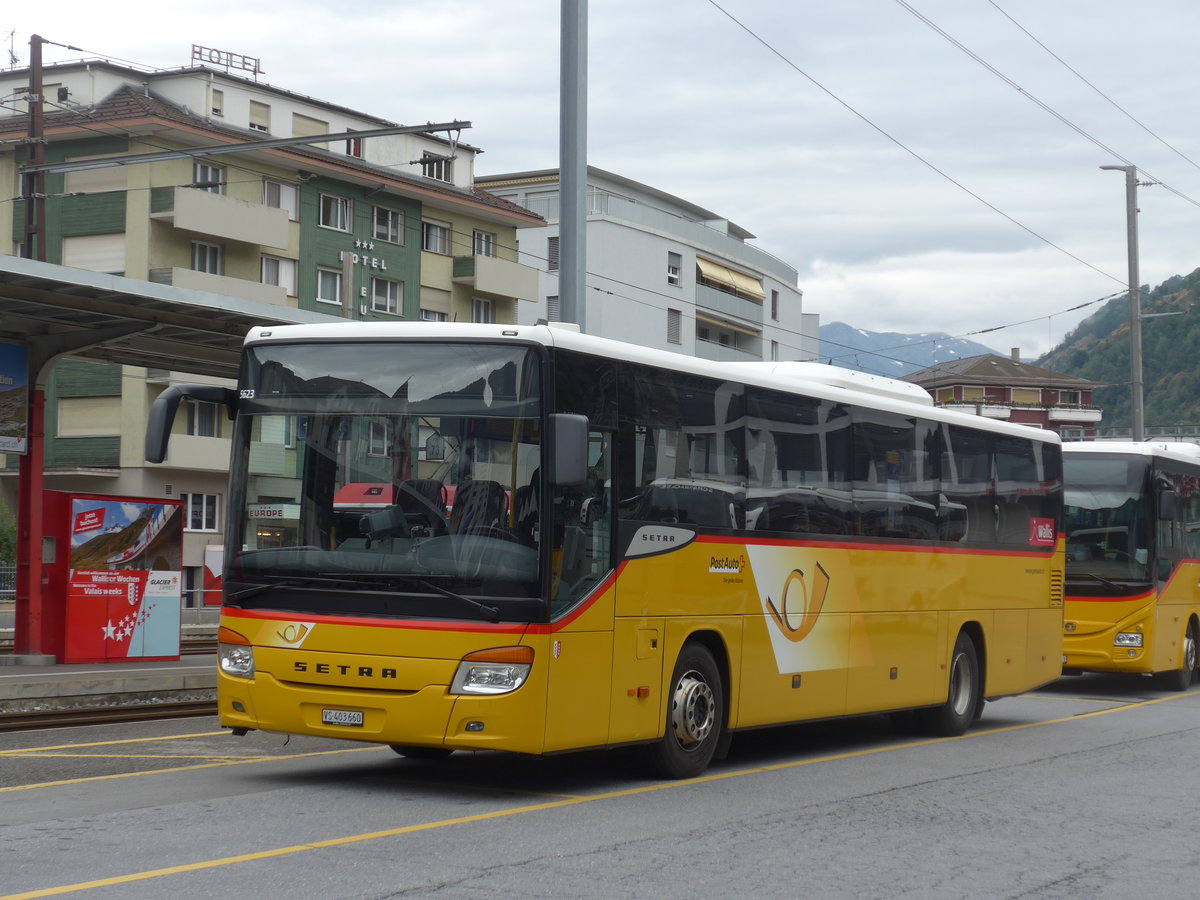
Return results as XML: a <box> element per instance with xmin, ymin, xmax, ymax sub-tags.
<box><xmin>6</xmin><ymin>30</ymin><xmax>18</xmax><ymax>67</ymax></box>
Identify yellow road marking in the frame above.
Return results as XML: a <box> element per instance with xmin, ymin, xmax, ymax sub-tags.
<box><xmin>0</xmin><ymin>731</ymin><xmax>229</xmax><ymax>755</ymax></box>
<box><xmin>0</xmin><ymin>745</ymin><xmax>379</xmax><ymax>794</ymax></box>
<box><xmin>3</xmin><ymin>690</ymin><xmax>1196</xmax><ymax>899</ymax></box>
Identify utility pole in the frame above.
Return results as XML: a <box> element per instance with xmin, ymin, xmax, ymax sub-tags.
<box><xmin>1101</xmin><ymin>164</ymin><xmax>1144</xmax><ymax>441</ymax></box>
<box><xmin>22</xmin><ymin>34</ymin><xmax>46</xmax><ymax>261</ymax></box>
<box><xmin>559</xmin><ymin>0</ymin><xmax>587</xmax><ymax>329</ymax></box>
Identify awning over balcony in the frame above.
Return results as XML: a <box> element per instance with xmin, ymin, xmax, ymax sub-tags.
<box><xmin>696</xmin><ymin>257</ymin><xmax>765</xmax><ymax>300</ymax></box>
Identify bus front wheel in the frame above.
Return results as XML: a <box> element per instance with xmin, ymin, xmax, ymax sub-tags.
<box><xmin>643</xmin><ymin>643</ymin><xmax>724</xmax><ymax>779</ymax></box>
<box><xmin>916</xmin><ymin>631</ymin><xmax>980</xmax><ymax>737</ymax></box>
<box><xmin>1154</xmin><ymin>621</ymin><xmax>1198</xmax><ymax>692</ymax></box>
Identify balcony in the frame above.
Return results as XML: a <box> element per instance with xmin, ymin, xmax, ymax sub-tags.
<box><xmin>695</xmin><ymin>338</ymin><xmax>762</xmax><ymax>362</ymax></box>
<box><xmin>144</xmin><ymin>434</ymin><xmax>231</xmax><ymax>472</ymax></box>
<box><xmin>148</xmin><ymin>268</ymin><xmax>288</xmax><ymax>306</ymax></box>
<box><xmin>1047</xmin><ymin>406</ymin><xmax>1103</xmax><ymax>423</ymax></box>
<box><xmin>695</xmin><ymin>283</ymin><xmax>763</xmax><ymax>327</ymax></box>
<box><xmin>452</xmin><ymin>255</ymin><xmax>538</xmax><ymax>301</ymax></box>
<box><xmin>150</xmin><ymin>186</ymin><xmax>289</xmax><ymax>250</ymax></box>
<box><xmin>939</xmin><ymin>402</ymin><xmax>1012</xmax><ymax>419</ymax></box>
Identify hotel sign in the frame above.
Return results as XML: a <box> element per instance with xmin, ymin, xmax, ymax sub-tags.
<box><xmin>191</xmin><ymin>44</ymin><xmax>264</xmax><ymax>75</ymax></box>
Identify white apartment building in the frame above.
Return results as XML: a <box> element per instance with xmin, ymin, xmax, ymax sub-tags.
<box><xmin>478</xmin><ymin>167</ymin><xmax>819</xmax><ymax>362</ymax></box>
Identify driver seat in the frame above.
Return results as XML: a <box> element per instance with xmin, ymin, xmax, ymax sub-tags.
<box><xmin>449</xmin><ymin>479</ymin><xmax>507</xmax><ymax>534</ymax></box>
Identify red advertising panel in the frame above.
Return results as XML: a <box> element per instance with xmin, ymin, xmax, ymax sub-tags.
<box><xmin>61</xmin><ymin>496</ymin><xmax>183</xmax><ymax>663</ymax></box>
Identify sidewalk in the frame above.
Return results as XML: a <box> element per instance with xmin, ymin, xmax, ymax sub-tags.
<box><xmin>0</xmin><ymin>655</ymin><xmax>217</xmax><ymax>713</ymax></box>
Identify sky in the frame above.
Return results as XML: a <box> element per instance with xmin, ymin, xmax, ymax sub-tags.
<box><xmin>6</xmin><ymin>0</ymin><xmax>1200</xmax><ymax>360</ymax></box>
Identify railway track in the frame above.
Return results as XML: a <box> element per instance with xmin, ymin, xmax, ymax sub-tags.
<box><xmin>0</xmin><ymin>698</ymin><xmax>217</xmax><ymax>732</ymax></box>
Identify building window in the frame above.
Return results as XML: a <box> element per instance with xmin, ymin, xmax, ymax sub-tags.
<box><xmin>210</xmin><ymin>88</ymin><xmax>224</xmax><ymax>117</ymax></box>
<box><xmin>771</xmin><ymin>289</ymin><xmax>779</xmax><ymax>321</ymax></box>
<box><xmin>373</xmin><ymin>206</ymin><xmax>403</xmax><ymax>244</ymax></box>
<box><xmin>261</xmin><ymin>255</ymin><xmax>296</xmax><ymax>295</ymax></box>
<box><xmin>667</xmin><ymin>308</ymin><xmax>682</xmax><ymax>345</ymax></box>
<box><xmin>546</xmin><ymin>295</ymin><xmax>560</xmax><ymax>322</ymax></box>
<box><xmin>187</xmin><ymin>401</ymin><xmax>220</xmax><ymax>437</ymax></box>
<box><xmin>1012</xmin><ymin>388</ymin><xmax>1041</xmax><ymax>405</ymax></box>
<box><xmin>371</xmin><ymin>277</ymin><xmax>402</xmax><ymax>315</ymax></box>
<box><xmin>262</xmin><ymin>179</ymin><xmax>298</xmax><ymax>219</ymax></box>
<box><xmin>421</xmin><ymin>309</ymin><xmax>448</xmax><ymax>322</ymax></box>
<box><xmin>368</xmin><ymin>421</ymin><xmax>391</xmax><ymax>457</ymax></box>
<box><xmin>422</xmin><ymin>220</ymin><xmax>450</xmax><ymax>254</ymax></box>
<box><xmin>181</xmin><ymin>492</ymin><xmax>220</xmax><ymax>532</ymax></box>
<box><xmin>191</xmin><ymin>241</ymin><xmax>222</xmax><ymax>275</ymax></box>
<box><xmin>346</xmin><ymin>131</ymin><xmax>363</xmax><ymax>158</ymax></box>
<box><xmin>771</xmin><ymin>340</ymin><xmax>780</xmax><ymax>361</ymax></box>
<box><xmin>420</xmin><ymin>152</ymin><xmax>452</xmax><ymax>182</ymax></box>
<box><xmin>316</xmin><ymin>268</ymin><xmax>342</xmax><ymax>305</ymax></box>
<box><xmin>192</xmin><ymin>161</ymin><xmax>224</xmax><ymax>193</ymax></box>
<box><xmin>473</xmin><ymin>230</ymin><xmax>497</xmax><ymax>257</ymax></box>
<box><xmin>1059</xmin><ymin>390</ymin><xmax>1081</xmax><ymax>405</ymax></box>
<box><xmin>547</xmin><ymin>235</ymin><xmax>559</xmax><ymax>271</ymax></box>
<box><xmin>936</xmin><ymin>388</ymin><xmax>956</xmax><ymax>403</ymax></box>
<box><xmin>962</xmin><ymin>386</ymin><xmax>986</xmax><ymax>402</ymax></box>
<box><xmin>249</xmin><ymin>100</ymin><xmax>271</xmax><ymax>133</ymax></box>
<box><xmin>667</xmin><ymin>252</ymin><xmax>681</xmax><ymax>286</ymax></box>
<box><xmin>472</xmin><ymin>297</ymin><xmax>493</xmax><ymax>324</ymax></box>
<box><xmin>319</xmin><ymin>193</ymin><xmax>351</xmax><ymax>231</ymax></box>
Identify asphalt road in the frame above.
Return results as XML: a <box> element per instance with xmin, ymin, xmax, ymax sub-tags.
<box><xmin>2</xmin><ymin>673</ymin><xmax>1197</xmax><ymax>900</ymax></box>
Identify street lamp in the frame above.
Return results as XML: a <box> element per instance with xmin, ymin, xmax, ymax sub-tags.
<box><xmin>1100</xmin><ymin>165</ymin><xmax>1144</xmax><ymax>441</ymax></box>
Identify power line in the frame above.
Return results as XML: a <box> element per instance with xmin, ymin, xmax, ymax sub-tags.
<box><xmin>896</xmin><ymin>0</ymin><xmax>1200</xmax><ymax>213</ymax></box>
<box><xmin>987</xmin><ymin>0</ymin><xmax>1200</xmax><ymax>174</ymax></box>
<box><xmin>702</xmin><ymin>0</ymin><xmax>1124</xmax><ymax>288</ymax></box>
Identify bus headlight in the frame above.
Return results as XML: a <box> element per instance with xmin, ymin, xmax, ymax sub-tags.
<box><xmin>218</xmin><ymin>626</ymin><xmax>255</xmax><ymax>678</ymax></box>
<box><xmin>1113</xmin><ymin>632</ymin><xmax>1144</xmax><ymax>648</ymax></box>
<box><xmin>450</xmin><ymin>646</ymin><xmax>534</xmax><ymax>695</ymax></box>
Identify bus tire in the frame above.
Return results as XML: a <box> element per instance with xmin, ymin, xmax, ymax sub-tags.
<box><xmin>915</xmin><ymin>631</ymin><xmax>980</xmax><ymax>737</ymax></box>
<box><xmin>389</xmin><ymin>745</ymin><xmax>454</xmax><ymax>760</ymax></box>
<box><xmin>1154</xmin><ymin>620</ymin><xmax>1198</xmax><ymax>692</ymax></box>
<box><xmin>643</xmin><ymin>643</ymin><xmax>724</xmax><ymax>779</ymax></box>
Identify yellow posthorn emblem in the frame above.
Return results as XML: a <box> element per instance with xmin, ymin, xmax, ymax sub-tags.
<box><xmin>277</xmin><ymin>623</ymin><xmax>311</xmax><ymax>645</ymax></box>
<box><xmin>766</xmin><ymin>564</ymin><xmax>830</xmax><ymax>643</ymax></box>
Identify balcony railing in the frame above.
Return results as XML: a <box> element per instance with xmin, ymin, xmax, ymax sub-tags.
<box><xmin>150</xmin><ymin>186</ymin><xmax>289</xmax><ymax>250</ymax></box>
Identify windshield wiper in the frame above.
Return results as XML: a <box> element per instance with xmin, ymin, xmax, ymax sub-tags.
<box><xmin>1067</xmin><ymin>571</ymin><xmax>1132</xmax><ymax>590</ymax></box>
<box><xmin>227</xmin><ymin>575</ymin><xmax>348</xmax><ymax>602</ymax></box>
<box><xmin>415</xmin><ymin>578</ymin><xmax>501</xmax><ymax>623</ymax></box>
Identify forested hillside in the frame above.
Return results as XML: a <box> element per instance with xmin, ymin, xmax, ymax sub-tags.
<box><xmin>1038</xmin><ymin>268</ymin><xmax>1200</xmax><ymax>428</ymax></box>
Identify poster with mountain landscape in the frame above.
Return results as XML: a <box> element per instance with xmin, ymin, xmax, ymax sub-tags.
<box><xmin>63</xmin><ymin>497</ymin><xmax>183</xmax><ymax>663</ymax></box>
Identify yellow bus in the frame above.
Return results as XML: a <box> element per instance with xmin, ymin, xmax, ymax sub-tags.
<box><xmin>1062</xmin><ymin>441</ymin><xmax>1200</xmax><ymax>690</ymax></box>
<box><xmin>147</xmin><ymin>323</ymin><xmax>1064</xmax><ymax>777</ymax></box>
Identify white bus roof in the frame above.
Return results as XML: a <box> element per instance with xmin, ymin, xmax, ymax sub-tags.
<box><xmin>244</xmin><ymin>322</ymin><xmax>1060</xmax><ymax>444</ymax></box>
<box><xmin>1063</xmin><ymin>441</ymin><xmax>1200</xmax><ymax>464</ymax></box>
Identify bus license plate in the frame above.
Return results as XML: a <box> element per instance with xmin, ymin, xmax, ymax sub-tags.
<box><xmin>321</xmin><ymin>708</ymin><xmax>364</xmax><ymax>727</ymax></box>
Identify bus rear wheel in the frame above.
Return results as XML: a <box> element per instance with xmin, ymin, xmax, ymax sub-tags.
<box><xmin>915</xmin><ymin>631</ymin><xmax>980</xmax><ymax>737</ymax></box>
<box><xmin>1154</xmin><ymin>621</ymin><xmax>1198</xmax><ymax>692</ymax></box>
<box><xmin>643</xmin><ymin>643</ymin><xmax>724</xmax><ymax>779</ymax></box>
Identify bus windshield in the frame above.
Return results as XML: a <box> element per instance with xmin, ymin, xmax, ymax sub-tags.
<box><xmin>1063</xmin><ymin>454</ymin><xmax>1151</xmax><ymax>582</ymax></box>
<box><xmin>226</xmin><ymin>340</ymin><xmax>545</xmax><ymax>621</ymax></box>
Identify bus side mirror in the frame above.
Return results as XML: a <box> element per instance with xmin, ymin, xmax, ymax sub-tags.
<box><xmin>1158</xmin><ymin>489</ymin><xmax>1177</xmax><ymax>521</ymax></box>
<box><xmin>550</xmin><ymin>413</ymin><xmax>588</xmax><ymax>486</ymax></box>
<box><xmin>145</xmin><ymin>384</ymin><xmax>238</xmax><ymax>463</ymax></box>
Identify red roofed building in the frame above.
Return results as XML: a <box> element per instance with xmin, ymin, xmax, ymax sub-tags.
<box><xmin>902</xmin><ymin>350</ymin><xmax>1105</xmax><ymax>435</ymax></box>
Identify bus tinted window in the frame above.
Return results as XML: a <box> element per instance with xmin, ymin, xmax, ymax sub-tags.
<box><xmin>619</xmin><ymin>365</ymin><xmax>745</xmax><ymax>529</ymax></box>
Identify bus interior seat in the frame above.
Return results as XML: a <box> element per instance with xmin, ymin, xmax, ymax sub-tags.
<box><xmin>450</xmin><ymin>479</ymin><xmax>507</xmax><ymax>534</ymax></box>
<box><xmin>513</xmin><ymin>477</ymin><xmax>539</xmax><ymax>543</ymax></box>
<box><xmin>398</xmin><ymin>478</ymin><xmax>448</xmax><ymax>531</ymax></box>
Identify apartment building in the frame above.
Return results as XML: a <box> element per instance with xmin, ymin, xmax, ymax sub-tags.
<box><xmin>477</xmin><ymin>167</ymin><xmax>819</xmax><ymax>362</ymax></box>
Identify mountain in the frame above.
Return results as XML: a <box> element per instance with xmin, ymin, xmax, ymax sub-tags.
<box><xmin>1038</xmin><ymin>267</ymin><xmax>1200</xmax><ymax>428</ymax></box>
<box><xmin>818</xmin><ymin>322</ymin><xmax>1002</xmax><ymax>377</ymax></box>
